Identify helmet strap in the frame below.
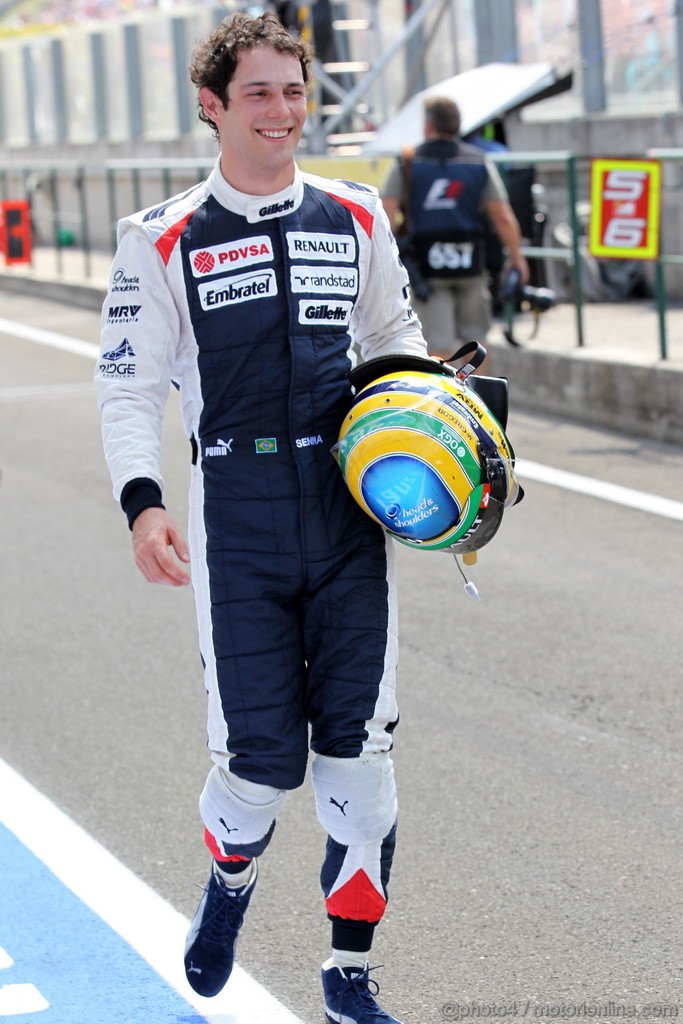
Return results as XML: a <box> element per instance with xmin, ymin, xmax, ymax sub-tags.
<box><xmin>444</xmin><ymin>341</ymin><xmax>487</xmax><ymax>381</ymax></box>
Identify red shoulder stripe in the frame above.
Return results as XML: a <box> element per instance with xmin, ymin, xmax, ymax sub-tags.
<box><xmin>325</xmin><ymin>192</ymin><xmax>375</xmax><ymax>239</ymax></box>
<box><xmin>155</xmin><ymin>210</ymin><xmax>195</xmax><ymax>266</ymax></box>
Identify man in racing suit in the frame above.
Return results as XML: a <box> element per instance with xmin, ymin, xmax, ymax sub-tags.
<box><xmin>96</xmin><ymin>12</ymin><xmax>426</xmax><ymax>1024</ymax></box>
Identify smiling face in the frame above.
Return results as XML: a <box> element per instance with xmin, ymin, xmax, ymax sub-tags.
<box><xmin>199</xmin><ymin>45</ymin><xmax>308</xmax><ymax>196</ymax></box>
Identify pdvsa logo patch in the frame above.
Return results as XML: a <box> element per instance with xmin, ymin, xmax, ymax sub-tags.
<box><xmin>193</xmin><ymin>251</ymin><xmax>215</xmax><ymax>274</ymax></box>
<box><xmin>189</xmin><ymin>236</ymin><xmax>274</xmax><ymax>277</ymax></box>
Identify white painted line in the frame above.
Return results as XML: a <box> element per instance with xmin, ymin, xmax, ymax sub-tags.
<box><xmin>0</xmin><ymin>383</ymin><xmax>94</xmax><ymax>401</ymax></box>
<box><xmin>517</xmin><ymin>458</ymin><xmax>683</xmax><ymax>522</ymax></box>
<box><xmin>2</xmin><ymin>313</ymin><xmax>681</xmax><ymax>524</ymax></box>
<box><xmin>0</xmin><ymin>982</ymin><xmax>49</xmax><ymax>1016</ymax></box>
<box><xmin>0</xmin><ymin>758</ymin><xmax>304</xmax><ymax>1024</ymax></box>
<box><xmin>0</xmin><ymin>317</ymin><xmax>100</xmax><ymax>360</ymax></box>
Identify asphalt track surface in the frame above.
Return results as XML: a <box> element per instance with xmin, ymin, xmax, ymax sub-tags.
<box><xmin>1</xmin><ymin>294</ymin><xmax>682</xmax><ymax>1023</ymax></box>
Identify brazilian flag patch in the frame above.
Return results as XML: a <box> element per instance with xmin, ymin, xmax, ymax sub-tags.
<box><xmin>255</xmin><ymin>437</ymin><xmax>278</xmax><ymax>453</ymax></box>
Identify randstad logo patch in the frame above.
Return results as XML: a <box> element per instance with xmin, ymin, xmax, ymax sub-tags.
<box><xmin>189</xmin><ymin>236</ymin><xmax>273</xmax><ymax>278</ymax></box>
<box><xmin>290</xmin><ymin>265</ymin><xmax>358</xmax><ymax>295</ymax></box>
<box><xmin>255</xmin><ymin>437</ymin><xmax>277</xmax><ymax>453</ymax></box>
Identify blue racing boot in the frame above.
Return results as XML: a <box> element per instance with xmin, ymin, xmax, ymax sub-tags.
<box><xmin>184</xmin><ymin>860</ymin><xmax>257</xmax><ymax>997</ymax></box>
<box><xmin>321</xmin><ymin>962</ymin><xmax>403</xmax><ymax>1023</ymax></box>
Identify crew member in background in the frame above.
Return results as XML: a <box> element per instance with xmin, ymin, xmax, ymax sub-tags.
<box><xmin>381</xmin><ymin>96</ymin><xmax>529</xmax><ymax>360</ymax></box>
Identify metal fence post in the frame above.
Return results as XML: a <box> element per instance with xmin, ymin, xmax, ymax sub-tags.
<box><xmin>107</xmin><ymin>166</ymin><xmax>118</xmax><ymax>254</ymax></box>
<box><xmin>48</xmin><ymin>169</ymin><xmax>63</xmax><ymax>275</ymax></box>
<box><xmin>566</xmin><ymin>154</ymin><xmax>585</xmax><ymax>348</ymax></box>
<box><xmin>654</xmin><ymin>260</ymin><xmax>668</xmax><ymax>360</ymax></box>
<box><xmin>131</xmin><ymin>168</ymin><xmax>142</xmax><ymax>214</ymax></box>
<box><xmin>489</xmin><ymin>149</ymin><xmax>584</xmax><ymax>348</ymax></box>
<box><xmin>75</xmin><ymin>166</ymin><xmax>92</xmax><ymax>279</ymax></box>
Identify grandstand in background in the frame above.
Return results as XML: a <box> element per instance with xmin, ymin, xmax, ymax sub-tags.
<box><xmin>2</xmin><ymin>0</ymin><xmax>683</xmax><ymax>297</ymax></box>
<box><xmin>0</xmin><ymin>0</ymin><xmax>681</xmax><ymax>159</ymax></box>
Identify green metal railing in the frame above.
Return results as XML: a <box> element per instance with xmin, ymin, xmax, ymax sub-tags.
<box><xmin>103</xmin><ymin>152</ymin><xmax>590</xmax><ymax>349</ymax></box>
<box><xmin>646</xmin><ymin>148</ymin><xmax>683</xmax><ymax>360</ymax></box>
<box><xmin>104</xmin><ymin>158</ymin><xmax>214</xmax><ymax>253</ymax></box>
<box><xmin>0</xmin><ymin>160</ymin><xmax>92</xmax><ymax>278</ymax></box>
<box><xmin>488</xmin><ymin>149</ymin><xmax>585</xmax><ymax>348</ymax></box>
<box><xmin>2</xmin><ymin>153</ymin><xmax>680</xmax><ymax>361</ymax></box>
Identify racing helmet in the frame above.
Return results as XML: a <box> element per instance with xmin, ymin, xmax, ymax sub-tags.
<box><xmin>333</xmin><ymin>351</ymin><xmax>522</xmax><ymax>554</ymax></box>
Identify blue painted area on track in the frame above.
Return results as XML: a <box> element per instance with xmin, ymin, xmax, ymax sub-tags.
<box><xmin>0</xmin><ymin>824</ymin><xmax>204</xmax><ymax>1024</ymax></box>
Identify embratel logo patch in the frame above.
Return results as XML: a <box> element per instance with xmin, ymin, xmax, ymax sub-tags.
<box><xmin>290</xmin><ymin>266</ymin><xmax>358</xmax><ymax>295</ymax></box>
<box><xmin>198</xmin><ymin>269</ymin><xmax>277</xmax><ymax>311</ymax></box>
<box><xmin>298</xmin><ymin>300</ymin><xmax>352</xmax><ymax>326</ymax></box>
<box><xmin>190</xmin><ymin>236</ymin><xmax>273</xmax><ymax>278</ymax></box>
<box><xmin>286</xmin><ymin>232</ymin><xmax>356</xmax><ymax>263</ymax></box>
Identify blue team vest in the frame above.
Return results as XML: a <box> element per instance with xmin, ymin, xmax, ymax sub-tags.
<box><xmin>407</xmin><ymin>149</ymin><xmax>489</xmax><ymax>278</ymax></box>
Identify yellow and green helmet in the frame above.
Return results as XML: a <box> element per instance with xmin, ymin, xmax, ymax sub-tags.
<box><xmin>333</xmin><ymin>350</ymin><xmax>522</xmax><ymax>554</ymax></box>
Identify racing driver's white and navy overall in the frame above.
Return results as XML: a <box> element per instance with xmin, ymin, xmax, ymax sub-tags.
<box><xmin>96</xmin><ymin>159</ymin><xmax>427</xmax><ymax>953</ymax></box>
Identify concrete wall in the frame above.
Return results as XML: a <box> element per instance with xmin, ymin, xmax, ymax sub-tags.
<box><xmin>487</xmin><ymin>340</ymin><xmax>683</xmax><ymax>447</ymax></box>
<box><xmin>1</xmin><ymin>262</ymin><xmax>681</xmax><ymax>444</ymax></box>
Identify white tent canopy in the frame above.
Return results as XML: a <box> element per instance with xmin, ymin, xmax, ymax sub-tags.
<box><xmin>363</xmin><ymin>62</ymin><xmax>572</xmax><ymax>156</ymax></box>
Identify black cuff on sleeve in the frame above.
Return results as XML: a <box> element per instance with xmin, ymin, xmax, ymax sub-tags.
<box><xmin>120</xmin><ymin>478</ymin><xmax>165</xmax><ymax>531</ymax></box>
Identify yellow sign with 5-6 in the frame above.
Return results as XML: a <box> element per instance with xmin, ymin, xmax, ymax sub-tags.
<box><xmin>589</xmin><ymin>158</ymin><xmax>661</xmax><ymax>260</ymax></box>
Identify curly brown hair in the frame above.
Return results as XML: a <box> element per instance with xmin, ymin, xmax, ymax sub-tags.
<box><xmin>189</xmin><ymin>11</ymin><xmax>314</xmax><ymax>139</ymax></box>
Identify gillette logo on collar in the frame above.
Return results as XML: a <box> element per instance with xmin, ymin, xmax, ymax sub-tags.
<box><xmin>247</xmin><ymin>196</ymin><xmax>296</xmax><ymax>222</ymax></box>
<box><xmin>260</xmin><ymin>198</ymin><xmax>295</xmax><ymax>217</ymax></box>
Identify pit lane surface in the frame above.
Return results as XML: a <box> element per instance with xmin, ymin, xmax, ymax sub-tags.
<box><xmin>1</xmin><ymin>294</ymin><xmax>681</xmax><ymax>1023</ymax></box>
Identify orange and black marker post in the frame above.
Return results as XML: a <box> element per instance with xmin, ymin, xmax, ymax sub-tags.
<box><xmin>0</xmin><ymin>200</ymin><xmax>32</xmax><ymax>265</ymax></box>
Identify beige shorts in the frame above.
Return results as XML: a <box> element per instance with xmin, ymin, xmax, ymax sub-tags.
<box><xmin>411</xmin><ymin>276</ymin><xmax>491</xmax><ymax>356</ymax></box>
